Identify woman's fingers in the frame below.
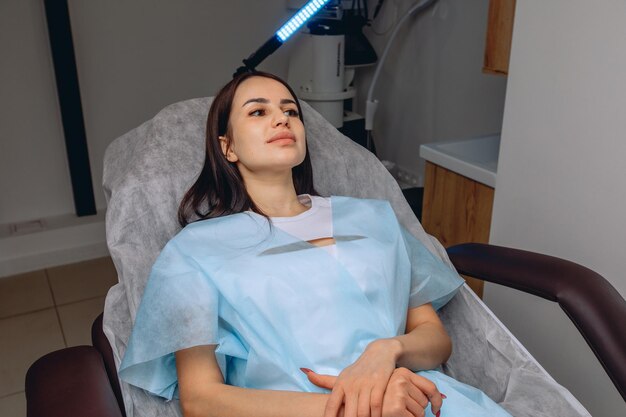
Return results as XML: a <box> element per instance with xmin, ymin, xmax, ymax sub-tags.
<box><xmin>311</xmin><ymin>371</ymin><xmax>392</xmax><ymax>417</ymax></box>
<box><xmin>405</xmin><ymin>380</ymin><xmax>429</xmax><ymax>409</ymax></box>
<box><xmin>406</xmin><ymin>372</ymin><xmax>443</xmax><ymax>416</ymax></box>
<box><xmin>370</xmin><ymin>386</ymin><xmax>385</xmax><ymax>417</ymax></box>
<box><xmin>356</xmin><ymin>386</ymin><xmax>372</xmax><ymax>417</ymax></box>
<box><xmin>401</xmin><ymin>381</ymin><xmax>427</xmax><ymax>416</ymax></box>
<box><xmin>324</xmin><ymin>386</ymin><xmax>346</xmax><ymax>417</ymax></box>
<box><xmin>403</xmin><ymin>396</ymin><xmax>426</xmax><ymax>417</ymax></box>
<box><xmin>343</xmin><ymin>390</ymin><xmax>359</xmax><ymax>417</ymax></box>
<box><xmin>382</xmin><ymin>392</ymin><xmax>423</xmax><ymax>417</ymax></box>
<box><xmin>302</xmin><ymin>368</ymin><xmax>337</xmax><ymax>390</ymax></box>
<box><xmin>379</xmin><ymin>368</ymin><xmax>446</xmax><ymax>417</ymax></box>
<box><xmin>323</xmin><ymin>382</ymin><xmax>379</xmax><ymax>417</ymax></box>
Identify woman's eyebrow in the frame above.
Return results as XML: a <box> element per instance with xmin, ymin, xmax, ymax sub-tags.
<box><xmin>242</xmin><ymin>98</ymin><xmax>296</xmax><ymax>107</ymax></box>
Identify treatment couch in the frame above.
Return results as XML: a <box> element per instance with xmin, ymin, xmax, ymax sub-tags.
<box><xmin>25</xmin><ymin>99</ymin><xmax>626</xmax><ymax>417</ymax></box>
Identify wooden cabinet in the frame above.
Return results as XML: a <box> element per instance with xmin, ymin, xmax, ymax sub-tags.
<box><xmin>421</xmin><ymin>162</ymin><xmax>495</xmax><ymax>298</ymax></box>
<box><xmin>483</xmin><ymin>0</ymin><xmax>516</xmax><ymax>75</ymax></box>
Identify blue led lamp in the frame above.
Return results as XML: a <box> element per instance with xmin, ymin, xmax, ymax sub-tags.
<box><xmin>234</xmin><ymin>0</ymin><xmax>332</xmax><ymax>76</ymax></box>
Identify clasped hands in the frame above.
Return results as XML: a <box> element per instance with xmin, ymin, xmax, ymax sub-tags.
<box><xmin>301</xmin><ymin>339</ymin><xmax>444</xmax><ymax>417</ymax></box>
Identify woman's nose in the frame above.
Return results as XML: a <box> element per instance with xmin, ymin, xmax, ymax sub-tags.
<box><xmin>273</xmin><ymin>112</ymin><xmax>289</xmax><ymax>127</ymax></box>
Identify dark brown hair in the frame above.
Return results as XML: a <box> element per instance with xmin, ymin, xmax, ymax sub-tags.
<box><xmin>178</xmin><ymin>71</ymin><xmax>318</xmax><ymax>227</ymax></box>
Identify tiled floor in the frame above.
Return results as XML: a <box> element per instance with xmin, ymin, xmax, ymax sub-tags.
<box><xmin>0</xmin><ymin>257</ymin><xmax>118</xmax><ymax>417</ymax></box>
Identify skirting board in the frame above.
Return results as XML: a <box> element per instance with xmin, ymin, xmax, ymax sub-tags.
<box><xmin>0</xmin><ymin>211</ymin><xmax>108</xmax><ymax>278</ymax></box>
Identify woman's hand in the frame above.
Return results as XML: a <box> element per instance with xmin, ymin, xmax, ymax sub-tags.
<box><xmin>303</xmin><ymin>339</ymin><xmax>401</xmax><ymax>417</ymax></box>
<box><xmin>380</xmin><ymin>367</ymin><xmax>444</xmax><ymax>417</ymax></box>
<box><xmin>304</xmin><ymin>366</ymin><xmax>444</xmax><ymax>417</ymax></box>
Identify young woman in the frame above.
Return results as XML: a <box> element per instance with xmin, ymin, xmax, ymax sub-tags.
<box><xmin>119</xmin><ymin>72</ymin><xmax>512</xmax><ymax>417</ymax></box>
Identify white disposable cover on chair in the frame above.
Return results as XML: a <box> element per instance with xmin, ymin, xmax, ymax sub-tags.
<box><xmin>102</xmin><ymin>98</ymin><xmax>590</xmax><ymax>417</ymax></box>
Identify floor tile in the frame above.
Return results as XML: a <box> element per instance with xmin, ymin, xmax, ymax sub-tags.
<box><xmin>57</xmin><ymin>297</ymin><xmax>106</xmax><ymax>347</ymax></box>
<box><xmin>47</xmin><ymin>257</ymin><xmax>117</xmax><ymax>305</ymax></box>
<box><xmin>0</xmin><ymin>270</ymin><xmax>53</xmax><ymax>319</ymax></box>
<box><xmin>0</xmin><ymin>391</ymin><xmax>26</xmax><ymax>417</ymax></box>
<box><xmin>0</xmin><ymin>309</ymin><xmax>65</xmax><ymax>397</ymax></box>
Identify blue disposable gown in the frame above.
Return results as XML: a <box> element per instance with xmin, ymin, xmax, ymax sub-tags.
<box><xmin>119</xmin><ymin>196</ymin><xmax>512</xmax><ymax>417</ymax></box>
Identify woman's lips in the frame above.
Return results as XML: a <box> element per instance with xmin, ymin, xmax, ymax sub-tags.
<box><xmin>268</xmin><ymin>131</ymin><xmax>296</xmax><ymax>144</ymax></box>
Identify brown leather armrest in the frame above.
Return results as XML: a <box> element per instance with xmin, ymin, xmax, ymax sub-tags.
<box><xmin>25</xmin><ymin>346</ymin><xmax>123</xmax><ymax>417</ymax></box>
<box><xmin>446</xmin><ymin>242</ymin><xmax>626</xmax><ymax>402</ymax></box>
<box><xmin>92</xmin><ymin>314</ymin><xmax>125</xmax><ymax>417</ymax></box>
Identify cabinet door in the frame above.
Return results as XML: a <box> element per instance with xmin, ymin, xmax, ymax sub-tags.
<box><xmin>421</xmin><ymin>162</ymin><xmax>495</xmax><ymax>297</ymax></box>
<box><xmin>483</xmin><ymin>0</ymin><xmax>516</xmax><ymax>75</ymax></box>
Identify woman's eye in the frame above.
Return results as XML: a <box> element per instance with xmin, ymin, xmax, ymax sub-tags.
<box><xmin>284</xmin><ymin>109</ymin><xmax>299</xmax><ymax>117</ymax></box>
<box><xmin>250</xmin><ymin>109</ymin><xmax>265</xmax><ymax>116</ymax></box>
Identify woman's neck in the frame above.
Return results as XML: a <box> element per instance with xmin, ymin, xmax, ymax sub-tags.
<box><xmin>243</xmin><ymin>173</ymin><xmax>308</xmax><ymax>218</ymax></box>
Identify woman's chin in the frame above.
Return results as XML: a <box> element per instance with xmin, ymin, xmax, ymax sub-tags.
<box><xmin>244</xmin><ymin>161</ymin><xmax>304</xmax><ymax>176</ymax></box>
<box><xmin>270</xmin><ymin>154</ymin><xmax>306</xmax><ymax>170</ymax></box>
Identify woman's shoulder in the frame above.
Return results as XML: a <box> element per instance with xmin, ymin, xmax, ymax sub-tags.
<box><xmin>167</xmin><ymin>212</ymin><xmax>268</xmax><ymax>251</ymax></box>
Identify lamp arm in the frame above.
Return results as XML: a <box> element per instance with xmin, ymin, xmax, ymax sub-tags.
<box><xmin>234</xmin><ymin>36</ymin><xmax>283</xmax><ymax>76</ymax></box>
<box><xmin>233</xmin><ymin>0</ymin><xmax>334</xmax><ymax>77</ymax></box>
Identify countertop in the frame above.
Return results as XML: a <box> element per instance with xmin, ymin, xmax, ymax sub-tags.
<box><xmin>419</xmin><ymin>134</ymin><xmax>500</xmax><ymax>188</ymax></box>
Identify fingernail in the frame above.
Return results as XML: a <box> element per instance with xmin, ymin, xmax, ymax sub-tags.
<box><xmin>435</xmin><ymin>411</ymin><xmax>440</xmax><ymax>417</ymax></box>
<box><xmin>300</xmin><ymin>367</ymin><xmax>312</xmax><ymax>374</ymax></box>
<box><xmin>441</xmin><ymin>393</ymin><xmax>447</xmax><ymax>399</ymax></box>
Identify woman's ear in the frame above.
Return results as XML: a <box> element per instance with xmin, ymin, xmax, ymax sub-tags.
<box><xmin>219</xmin><ymin>136</ymin><xmax>238</xmax><ymax>163</ymax></box>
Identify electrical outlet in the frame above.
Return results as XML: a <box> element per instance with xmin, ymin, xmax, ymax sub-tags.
<box><xmin>10</xmin><ymin>219</ymin><xmax>46</xmax><ymax>235</ymax></box>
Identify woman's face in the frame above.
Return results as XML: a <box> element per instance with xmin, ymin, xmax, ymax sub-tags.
<box><xmin>220</xmin><ymin>76</ymin><xmax>306</xmax><ymax>176</ymax></box>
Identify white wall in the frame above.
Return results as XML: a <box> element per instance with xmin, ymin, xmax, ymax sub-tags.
<box><xmin>0</xmin><ymin>0</ymin><xmax>75</xmax><ymax>224</ymax></box>
<box><xmin>0</xmin><ymin>0</ymin><xmax>292</xmax><ymax>225</ymax></box>
<box><xmin>487</xmin><ymin>0</ymin><xmax>626</xmax><ymax>415</ymax></box>
<box><xmin>355</xmin><ymin>0</ymin><xmax>507</xmax><ymax>181</ymax></box>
